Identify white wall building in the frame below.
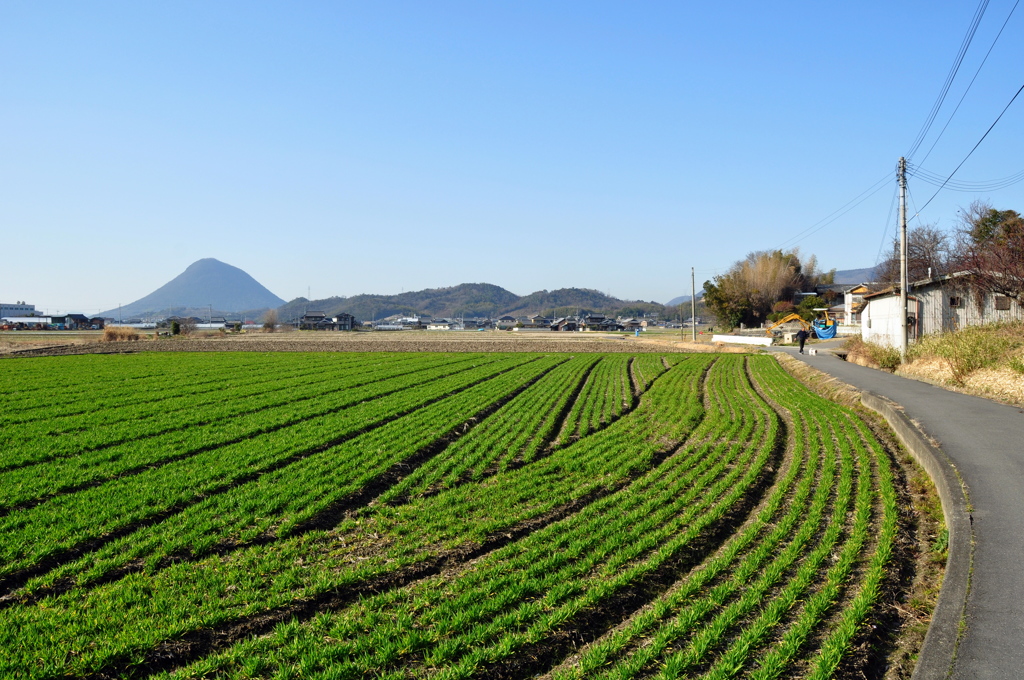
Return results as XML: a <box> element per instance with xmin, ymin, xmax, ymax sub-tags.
<box><xmin>861</xmin><ymin>271</ymin><xmax>1023</xmax><ymax>347</ymax></box>
<box><xmin>1</xmin><ymin>302</ymin><xmax>36</xmax><ymax>317</ymax></box>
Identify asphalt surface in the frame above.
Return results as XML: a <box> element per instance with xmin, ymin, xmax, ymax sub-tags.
<box><xmin>775</xmin><ymin>345</ymin><xmax>1024</xmax><ymax>680</ymax></box>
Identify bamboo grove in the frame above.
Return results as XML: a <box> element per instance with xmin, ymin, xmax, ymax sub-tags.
<box><xmin>0</xmin><ymin>351</ymin><xmax>900</xmax><ymax>679</ymax></box>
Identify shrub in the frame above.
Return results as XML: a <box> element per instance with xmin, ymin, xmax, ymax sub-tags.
<box><xmin>844</xmin><ymin>336</ymin><xmax>902</xmax><ymax>372</ymax></box>
<box><xmin>102</xmin><ymin>326</ymin><xmax>140</xmax><ymax>342</ymax></box>
<box><xmin>772</xmin><ymin>301</ymin><xmax>795</xmax><ymax>314</ymax></box>
<box><xmin>170</xmin><ymin>320</ymin><xmax>180</xmax><ymax>336</ymax></box>
<box><xmin>1010</xmin><ymin>355</ymin><xmax>1024</xmax><ymax>375</ymax></box>
<box><xmin>935</xmin><ymin>327</ymin><xmax>1014</xmax><ymax>385</ymax></box>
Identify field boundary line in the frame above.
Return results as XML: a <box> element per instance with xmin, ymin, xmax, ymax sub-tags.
<box><xmin>859</xmin><ymin>391</ymin><xmax>973</xmax><ymax>680</ymax></box>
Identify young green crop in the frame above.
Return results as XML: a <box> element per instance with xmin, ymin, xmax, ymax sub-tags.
<box><xmin>0</xmin><ymin>352</ymin><xmax>902</xmax><ymax>680</ymax></box>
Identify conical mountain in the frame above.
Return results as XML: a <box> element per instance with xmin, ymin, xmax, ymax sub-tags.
<box><xmin>101</xmin><ymin>258</ymin><xmax>285</xmax><ymax>318</ymax></box>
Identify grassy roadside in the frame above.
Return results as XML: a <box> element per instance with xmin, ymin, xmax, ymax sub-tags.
<box><xmin>844</xmin><ymin>321</ymin><xmax>1024</xmax><ymax>406</ymax></box>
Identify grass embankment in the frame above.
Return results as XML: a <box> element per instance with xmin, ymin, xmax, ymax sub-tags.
<box><xmin>845</xmin><ymin>321</ymin><xmax>1024</xmax><ymax>406</ymax></box>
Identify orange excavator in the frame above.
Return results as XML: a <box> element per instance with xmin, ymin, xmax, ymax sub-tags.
<box><xmin>764</xmin><ymin>313</ymin><xmax>811</xmax><ymax>337</ymax></box>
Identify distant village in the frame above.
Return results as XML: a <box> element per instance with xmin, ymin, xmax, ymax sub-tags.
<box><xmin>3</xmin><ymin>270</ymin><xmax>1021</xmax><ymax>347</ymax></box>
<box><xmin>0</xmin><ymin>301</ymin><xmax>691</xmax><ymax>334</ymax></box>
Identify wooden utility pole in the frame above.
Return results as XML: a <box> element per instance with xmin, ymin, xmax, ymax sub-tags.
<box><xmin>691</xmin><ymin>267</ymin><xmax>697</xmax><ymax>343</ymax></box>
<box><xmin>898</xmin><ymin>157</ymin><xmax>909</xmax><ymax>360</ymax></box>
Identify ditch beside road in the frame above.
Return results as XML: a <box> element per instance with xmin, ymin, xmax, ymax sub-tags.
<box><xmin>776</xmin><ymin>345</ymin><xmax>1024</xmax><ymax>680</ymax></box>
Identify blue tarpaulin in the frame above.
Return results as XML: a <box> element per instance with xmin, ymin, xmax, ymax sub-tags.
<box><xmin>812</xmin><ymin>321</ymin><xmax>837</xmax><ymax>340</ymax></box>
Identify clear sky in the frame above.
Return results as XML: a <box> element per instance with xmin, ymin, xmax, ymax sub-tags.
<box><xmin>3</xmin><ymin>1</ymin><xmax>1023</xmax><ymax>313</ymax></box>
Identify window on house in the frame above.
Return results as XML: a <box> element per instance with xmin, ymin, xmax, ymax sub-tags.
<box><xmin>995</xmin><ymin>295</ymin><xmax>1011</xmax><ymax>311</ymax></box>
<box><xmin>949</xmin><ymin>296</ymin><xmax>963</xmax><ymax>308</ymax></box>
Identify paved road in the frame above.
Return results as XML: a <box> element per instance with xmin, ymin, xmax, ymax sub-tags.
<box><xmin>775</xmin><ymin>346</ymin><xmax>1024</xmax><ymax>679</ymax></box>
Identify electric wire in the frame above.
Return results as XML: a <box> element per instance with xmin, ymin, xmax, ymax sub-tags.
<box><xmin>915</xmin><ymin>80</ymin><xmax>1024</xmax><ymax>217</ymax></box>
<box><xmin>908</xmin><ymin>163</ymin><xmax>1024</xmax><ymax>191</ymax></box>
<box><xmin>914</xmin><ymin>0</ymin><xmax>1020</xmax><ymax>169</ymax></box>
<box><xmin>906</xmin><ymin>0</ymin><xmax>991</xmax><ymax>160</ymax></box>
<box><xmin>874</xmin><ymin>186</ymin><xmax>900</xmax><ymax>268</ymax></box>
<box><xmin>774</xmin><ymin>173</ymin><xmax>891</xmax><ymax>251</ymax></box>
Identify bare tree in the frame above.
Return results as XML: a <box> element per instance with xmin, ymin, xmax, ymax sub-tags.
<box><xmin>954</xmin><ymin>200</ymin><xmax>1024</xmax><ymax>304</ymax></box>
<box><xmin>876</xmin><ymin>224</ymin><xmax>951</xmax><ymax>286</ymax></box>
<box><xmin>704</xmin><ymin>249</ymin><xmax>824</xmax><ymax>326</ymax></box>
<box><xmin>262</xmin><ymin>309</ymin><xmax>279</xmax><ymax>332</ymax></box>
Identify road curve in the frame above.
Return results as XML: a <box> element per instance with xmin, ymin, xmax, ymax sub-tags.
<box><xmin>776</xmin><ymin>347</ymin><xmax>1024</xmax><ymax>680</ymax></box>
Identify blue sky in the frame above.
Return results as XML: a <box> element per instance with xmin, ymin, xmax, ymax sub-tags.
<box><xmin>3</xmin><ymin>1</ymin><xmax>1023</xmax><ymax>313</ymax></box>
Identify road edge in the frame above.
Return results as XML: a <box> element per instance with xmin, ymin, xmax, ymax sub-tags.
<box><xmin>859</xmin><ymin>391</ymin><xmax>974</xmax><ymax>680</ymax></box>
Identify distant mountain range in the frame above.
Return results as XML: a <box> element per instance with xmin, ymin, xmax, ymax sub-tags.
<box><xmin>665</xmin><ymin>291</ymin><xmax>705</xmax><ymax>307</ymax></box>
<box><xmin>101</xmin><ymin>259</ymin><xmax>876</xmax><ymax>323</ymax></box>
<box><xmin>276</xmin><ymin>284</ymin><xmax>666</xmax><ymax>322</ymax></box>
<box><xmin>100</xmin><ymin>258</ymin><xmax>285</xmax><ymax>319</ymax></box>
<box><xmin>831</xmin><ymin>267</ymin><xmax>879</xmax><ymax>284</ymax></box>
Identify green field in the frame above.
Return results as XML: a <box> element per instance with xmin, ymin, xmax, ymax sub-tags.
<box><xmin>0</xmin><ymin>351</ymin><xmax>900</xmax><ymax>679</ymax></box>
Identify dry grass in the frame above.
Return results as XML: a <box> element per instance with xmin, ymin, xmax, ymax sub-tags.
<box><xmin>844</xmin><ymin>336</ymin><xmax>902</xmax><ymax>371</ymax></box>
<box><xmin>899</xmin><ymin>321</ymin><xmax>1024</xmax><ymax>405</ymax></box>
<box><xmin>102</xmin><ymin>327</ymin><xmax>141</xmax><ymax>342</ymax></box>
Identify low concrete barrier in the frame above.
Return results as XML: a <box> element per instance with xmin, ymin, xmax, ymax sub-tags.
<box><xmin>711</xmin><ymin>334</ymin><xmax>773</xmax><ymax>347</ymax></box>
<box><xmin>859</xmin><ymin>391</ymin><xmax>973</xmax><ymax>680</ymax></box>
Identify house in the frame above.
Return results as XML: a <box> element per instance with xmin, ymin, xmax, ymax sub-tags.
<box><xmin>580</xmin><ymin>314</ymin><xmax>622</xmax><ymax>331</ymax></box>
<box><xmin>62</xmin><ymin>314</ymin><xmax>92</xmax><ymax>330</ymax></box>
<box><xmin>427</xmin><ymin>320</ymin><xmax>453</xmax><ymax>331</ymax></box>
<box><xmin>843</xmin><ymin>285</ymin><xmax>874</xmax><ymax>325</ymax></box>
<box><xmin>334</xmin><ymin>313</ymin><xmax>357</xmax><ymax>331</ymax></box>
<box><xmin>861</xmin><ymin>288</ymin><xmax>919</xmax><ymax>347</ymax></box>
<box><xmin>527</xmin><ymin>315</ymin><xmax>552</xmax><ymax>328</ymax></box>
<box><xmin>495</xmin><ymin>315</ymin><xmax>517</xmax><ymax>329</ymax></box>
<box><xmin>299</xmin><ymin>311</ymin><xmax>328</xmax><ymax>330</ymax></box>
<box><xmin>620</xmin><ymin>318</ymin><xmax>643</xmax><ymax>331</ymax></box>
<box><xmin>550</xmin><ymin>317</ymin><xmax>578</xmax><ymax>332</ymax></box>
<box><xmin>861</xmin><ymin>271</ymin><xmax>1023</xmax><ymax>347</ymax></box>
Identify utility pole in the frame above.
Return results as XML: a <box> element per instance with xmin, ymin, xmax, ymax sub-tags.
<box><xmin>898</xmin><ymin>157</ymin><xmax>909</xmax><ymax>360</ymax></box>
<box><xmin>691</xmin><ymin>267</ymin><xmax>697</xmax><ymax>343</ymax></box>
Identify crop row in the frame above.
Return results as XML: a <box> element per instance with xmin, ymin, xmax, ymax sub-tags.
<box><xmin>0</xmin><ymin>352</ymin><xmax>900</xmax><ymax>679</ymax></box>
<box><xmin>25</xmin><ymin>353</ymin><xmax>567</xmax><ymax>596</ymax></box>
<box><xmin>0</xmin><ymin>353</ymin><xmax>703</xmax><ymax>677</ymax></box>
<box><xmin>0</xmin><ymin>353</ymin><xmax>487</xmax><ymax>507</ymax></box>
<box><xmin>378</xmin><ymin>354</ymin><xmax>601</xmax><ymax>502</ymax></box>
<box><xmin>558</xmin><ymin>354</ymin><xmax>633</xmax><ymax>441</ymax></box>
<box><xmin>0</xmin><ymin>352</ymin><xmax>468</xmax><ymax>473</ymax></box>
<box><xmin>1</xmin><ymin>351</ymin><xmax>415</xmax><ymax>434</ymax></box>
<box><xmin>548</xmin><ymin>356</ymin><xmax>898</xmax><ymax>680</ymax></box>
<box><xmin>0</xmin><ymin>351</ymin><xmax>367</xmax><ymax>419</ymax></box>
<box><xmin>0</xmin><ymin>354</ymin><xmax>538</xmax><ymax>582</ymax></box>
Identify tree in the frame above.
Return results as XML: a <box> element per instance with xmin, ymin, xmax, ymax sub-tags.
<box><xmin>955</xmin><ymin>200</ymin><xmax>1024</xmax><ymax>304</ymax></box>
<box><xmin>262</xmin><ymin>309</ymin><xmax>279</xmax><ymax>332</ymax></box>
<box><xmin>876</xmin><ymin>224</ymin><xmax>951</xmax><ymax>286</ymax></box>
<box><xmin>702</xmin><ymin>249</ymin><xmax>827</xmax><ymax>327</ymax></box>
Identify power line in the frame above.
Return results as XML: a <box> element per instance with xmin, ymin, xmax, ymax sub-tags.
<box><xmin>914</xmin><ymin>0</ymin><xmax>1020</xmax><ymax>168</ymax></box>
<box><xmin>874</xmin><ymin>185</ymin><xmax>900</xmax><ymax>268</ymax></box>
<box><xmin>915</xmin><ymin>80</ymin><xmax>1024</xmax><ymax>216</ymax></box>
<box><xmin>774</xmin><ymin>173</ymin><xmax>892</xmax><ymax>251</ymax></box>
<box><xmin>906</xmin><ymin>0</ymin><xmax>991</xmax><ymax>160</ymax></box>
<box><xmin>908</xmin><ymin>163</ymin><xmax>1024</xmax><ymax>191</ymax></box>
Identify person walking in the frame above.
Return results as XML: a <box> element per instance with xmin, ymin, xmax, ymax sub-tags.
<box><xmin>796</xmin><ymin>328</ymin><xmax>809</xmax><ymax>354</ymax></box>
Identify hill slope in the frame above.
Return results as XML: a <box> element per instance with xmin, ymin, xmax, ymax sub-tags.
<box><xmin>277</xmin><ymin>284</ymin><xmax>663</xmax><ymax>322</ymax></box>
<box><xmin>101</xmin><ymin>259</ymin><xmax>285</xmax><ymax>318</ymax></box>
<box><xmin>832</xmin><ymin>266</ymin><xmax>878</xmax><ymax>284</ymax></box>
